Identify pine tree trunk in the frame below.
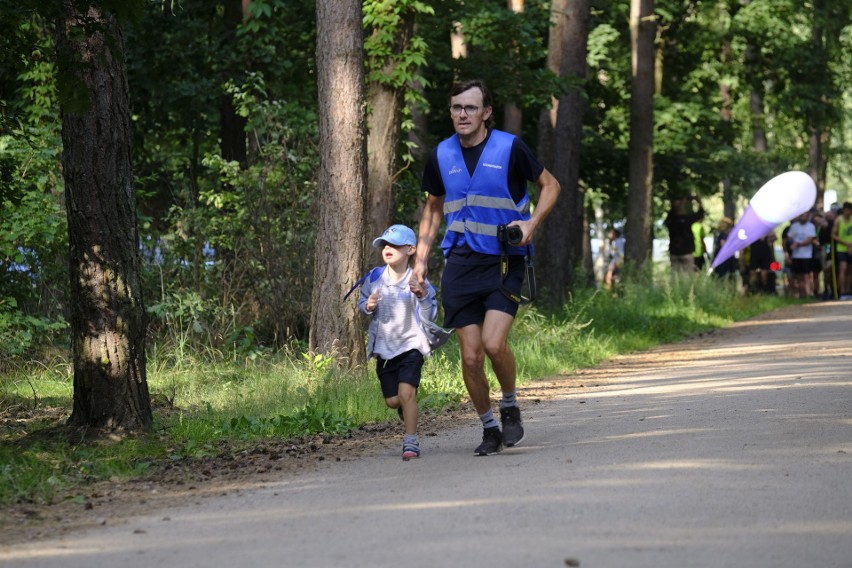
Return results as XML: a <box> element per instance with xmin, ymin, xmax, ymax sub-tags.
<box><xmin>56</xmin><ymin>2</ymin><xmax>152</xmax><ymax>431</ymax></box>
<box><xmin>220</xmin><ymin>0</ymin><xmax>248</xmax><ymax>167</ymax></box>
<box><xmin>502</xmin><ymin>0</ymin><xmax>524</xmax><ymax>135</ymax></box>
<box><xmin>624</xmin><ymin>0</ymin><xmax>656</xmax><ymax>271</ymax></box>
<box><xmin>365</xmin><ymin>8</ymin><xmax>414</xmax><ymax>248</ymax></box>
<box><xmin>536</xmin><ymin>0</ymin><xmax>590</xmax><ymax>303</ymax></box>
<box><xmin>311</xmin><ymin>0</ymin><xmax>368</xmax><ymax>367</ymax></box>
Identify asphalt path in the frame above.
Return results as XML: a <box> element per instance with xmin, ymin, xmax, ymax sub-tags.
<box><xmin>2</xmin><ymin>301</ymin><xmax>852</xmax><ymax>568</ymax></box>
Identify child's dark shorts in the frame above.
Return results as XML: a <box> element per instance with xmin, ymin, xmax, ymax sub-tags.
<box><xmin>441</xmin><ymin>256</ymin><xmax>524</xmax><ymax>328</ymax></box>
<box><xmin>791</xmin><ymin>258</ymin><xmax>811</xmax><ymax>275</ymax></box>
<box><xmin>376</xmin><ymin>349</ymin><xmax>424</xmax><ymax>399</ymax></box>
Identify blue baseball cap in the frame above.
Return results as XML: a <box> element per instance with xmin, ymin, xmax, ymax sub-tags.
<box><xmin>372</xmin><ymin>224</ymin><xmax>417</xmax><ymax>248</ymax></box>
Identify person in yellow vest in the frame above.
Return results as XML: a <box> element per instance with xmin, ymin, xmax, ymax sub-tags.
<box><xmin>691</xmin><ymin>211</ymin><xmax>708</xmax><ymax>271</ymax></box>
<box><xmin>831</xmin><ymin>202</ymin><xmax>852</xmax><ymax>300</ymax></box>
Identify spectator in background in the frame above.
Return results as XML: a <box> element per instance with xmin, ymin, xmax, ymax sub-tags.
<box><xmin>664</xmin><ymin>194</ymin><xmax>704</xmax><ymax>274</ymax></box>
<box><xmin>712</xmin><ymin>216</ymin><xmax>739</xmax><ymax>280</ymax></box>
<box><xmin>810</xmin><ymin>209</ymin><xmax>827</xmax><ymax>298</ymax></box>
<box><xmin>691</xmin><ymin>211</ymin><xmax>708</xmax><ymax>272</ymax></box>
<box><xmin>605</xmin><ymin>228</ymin><xmax>625</xmax><ymax>290</ymax></box>
<box><xmin>819</xmin><ymin>206</ymin><xmax>837</xmax><ymax>299</ymax></box>
<box><xmin>748</xmin><ymin>233</ymin><xmax>777</xmax><ymax>294</ymax></box>
<box><xmin>831</xmin><ymin>201</ymin><xmax>852</xmax><ymax>300</ymax></box>
<box><xmin>781</xmin><ymin>223</ymin><xmax>793</xmax><ymax>294</ymax></box>
<box><xmin>787</xmin><ymin>211</ymin><xmax>818</xmax><ymax>298</ymax></box>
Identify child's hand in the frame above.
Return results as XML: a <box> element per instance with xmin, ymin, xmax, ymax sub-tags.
<box><xmin>366</xmin><ymin>290</ymin><xmax>381</xmax><ymax>312</ymax></box>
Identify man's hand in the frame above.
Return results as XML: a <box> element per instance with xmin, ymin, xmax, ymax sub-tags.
<box><xmin>410</xmin><ymin>263</ymin><xmax>427</xmax><ymax>293</ymax></box>
<box><xmin>508</xmin><ymin>220</ymin><xmax>534</xmax><ymax>247</ymax></box>
<box><xmin>412</xmin><ymin>193</ymin><xmax>443</xmax><ymax>289</ymax></box>
<box><xmin>409</xmin><ymin>277</ymin><xmax>426</xmax><ymax>299</ymax></box>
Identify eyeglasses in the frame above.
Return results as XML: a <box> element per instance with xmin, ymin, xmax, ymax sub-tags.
<box><xmin>449</xmin><ymin>104</ymin><xmax>481</xmax><ymax>116</ymax></box>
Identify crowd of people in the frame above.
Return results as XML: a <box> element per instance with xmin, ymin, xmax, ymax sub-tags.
<box><xmin>654</xmin><ymin>195</ymin><xmax>852</xmax><ymax>299</ymax></box>
<box><xmin>598</xmin><ymin>197</ymin><xmax>852</xmax><ymax>300</ymax></box>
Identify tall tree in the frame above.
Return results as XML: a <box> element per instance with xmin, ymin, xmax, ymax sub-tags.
<box><xmin>310</xmin><ymin>0</ymin><xmax>368</xmax><ymax>366</ymax></box>
<box><xmin>624</xmin><ymin>0</ymin><xmax>655</xmax><ymax>271</ymax></box>
<box><xmin>363</xmin><ymin>0</ymin><xmax>431</xmax><ymax>245</ymax></box>
<box><xmin>220</xmin><ymin>0</ymin><xmax>249</xmax><ymax>168</ymax></box>
<box><xmin>802</xmin><ymin>0</ymin><xmax>851</xmax><ymax>207</ymax></box>
<box><xmin>502</xmin><ymin>0</ymin><xmax>524</xmax><ymax>135</ymax></box>
<box><xmin>55</xmin><ymin>1</ymin><xmax>152</xmax><ymax>431</ymax></box>
<box><xmin>536</xmin><ymin>0</ymin><xmax>591</xmax><ymax>302</ymax></box>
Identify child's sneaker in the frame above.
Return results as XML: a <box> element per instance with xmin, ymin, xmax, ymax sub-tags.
<box><xmin>402</xmin><ymin>439</ymin><xmax>420</xmax><ymax>460</ymax></box>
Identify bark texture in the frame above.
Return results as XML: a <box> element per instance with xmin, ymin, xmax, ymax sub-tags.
<box><xmin>624</xmin><ymin>0</ymin><xmax>656</xmax><ymax>270</ymax></box>
<box><xmin>365</xmin><ymin>8</ymin><xmax>415</xmax><ymax>247</ymax></box>
<box><xmin>310</xmin><ymin>0</ymin><xmax>368</xmax><ymax>366</ymax></box>
<box><xmin>536</xmin><ymin>0</ymin><xmax>590</xmax><ymax>303</ymax></box>
<box><xmin>56</xmin><ymin>2</ymin><xmax>152</xmax><ymax>431</ymax></box>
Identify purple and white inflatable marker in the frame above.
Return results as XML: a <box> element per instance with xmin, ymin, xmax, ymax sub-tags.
<box><xmin>712</xmin><ymin>171</ymin><xmax>816</xmax><ymax>268</ymax></box>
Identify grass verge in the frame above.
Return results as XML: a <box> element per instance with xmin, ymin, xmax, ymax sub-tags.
<box><xmin>1</xmin><ymin>275</ymin><xmax>799</xmax><ymax>508</ymax></box>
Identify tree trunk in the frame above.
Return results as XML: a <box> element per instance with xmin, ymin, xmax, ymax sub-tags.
<box><xmin>624</xmin><ymin>0</ymin><xmax>656</xmax><ymax>271</ymax></box>
<box><xmin>56</xmin><ymin>2</ymin><xmax>152</xmax><ymax>431</ymax></box>
<box><xmin>502</xmin><ymin>0</ymin><xmax>524</xmax><ymax>135</ymax></box>
<box><xmin>311</xmin><ymin>0</ymin><xmax>368</xmax><ymax>367</ymax></box>
<box><xmin>719</xmin><ymin>22</ymin><xmax>735</xmax><ymax>220</ymax></box>
<box><xmin>365</xmin><ymin>8</ymin><xmax>415</xmax><ymax>250</ymax></box>
<box><xmin>808</xmin><ymin>127</ymin><xmax>823</xmax><ymax>206</ymax></box>
<box><xmin>742</xmin><ymin>0</ymin><xmax>768</xmax><ymax>155</ymax></box>
<box><xmin>536</xmin><ymin>0</ymin><xmax>590</xmax><ymax>303</ymax></box>
<box><xmin>749</xmin><ymin>88</ymin><xmax>768</xmax><ymax>152</ymax></box>
<box><xmin>220</xmin><ymin>0</ymin><xmax>248</xmax><ymax>168</ymax></box>
<box><xmin>808</xmin><ymin>0</ymin><xmax>828</xmax><ymax>208</ymax></box>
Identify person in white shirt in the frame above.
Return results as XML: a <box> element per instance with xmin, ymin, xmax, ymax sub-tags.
<box><xmin>786</xmin><ymin>212</ymin><xmax>818</xmax><ymax>298</ymax></box>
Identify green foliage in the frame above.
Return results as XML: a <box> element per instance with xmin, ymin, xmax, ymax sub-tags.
<box><xmin>0</xmin><ymin>433</ymin><xmax>162</xmax><ymax>505</ymax></box>
<box><xmin>0</xmin><ymin>298</ymin><xmax>66</xmax><ymax>360</ymax></box>
<box><xmin>364</xmin><ymin>0</ymin><xmax>434</xmax><ymax>89</ymax></box>
<box><xmin>3</xmin><ymin>0</ymin><xmax>851</xmax><ymax>367</ymax></box>
<box><xmin>124</xmin><ymin>2</ymin><xmax>321</xmax><ymax>348</ymax></box>
<box><xmin>0</xmin><ymin>20</ymin><xmax>68</xmax><ymax>362</ymax></box>
<box><xmin>417</xmin><ymin>0</ymin><xmax>563</xmax><ymax>143</ymax></box>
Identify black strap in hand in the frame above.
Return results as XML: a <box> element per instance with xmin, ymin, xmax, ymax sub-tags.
<box><xmin>500</xmin><ymin>244</ymin><xmax>536</xmax><ymax>305</ymax></box>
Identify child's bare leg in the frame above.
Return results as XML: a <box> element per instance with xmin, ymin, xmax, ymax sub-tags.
<box><xmin>398</xmin><ymin>382</ymin><xmax>418</xmax><ymax>435</ymax></box>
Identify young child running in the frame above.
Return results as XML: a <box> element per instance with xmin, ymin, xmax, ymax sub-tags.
<box><xmin>358</xmin><ymin>224</ymin><xmax>439</xmax><ymax>460</ymax></box>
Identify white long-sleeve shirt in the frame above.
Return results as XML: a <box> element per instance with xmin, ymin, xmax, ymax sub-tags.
<box><xmin>357</xmin><ymin>266</ymin><xmax>439</xmax><ymax>359</ymax></box>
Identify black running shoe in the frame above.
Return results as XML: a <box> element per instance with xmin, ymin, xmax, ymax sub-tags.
<box><xmin>500</xmin><ymin>406</ymin><xmax>524</xmax><ymax>447</ymax></box>
<box><xmin>474</xmin><ymin>426</ymin><xmax>503</xmax><ymax>456</ymax></box>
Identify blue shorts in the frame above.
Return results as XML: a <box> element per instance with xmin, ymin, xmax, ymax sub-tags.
<box><xmin>441</xmin><ymin>256</ymin><xmax>524</xmax><ymax>328</ymax></box>
<box><xmin>376</xmin><ymin>350</ymin><xmax>423</xmax><ymax>399</ymax></box>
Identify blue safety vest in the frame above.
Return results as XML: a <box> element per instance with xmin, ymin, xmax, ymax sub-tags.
<box><xmin>437</xmin><ymin>129</ymin><xmax>531</xmax><ymax>255</ymax></box>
